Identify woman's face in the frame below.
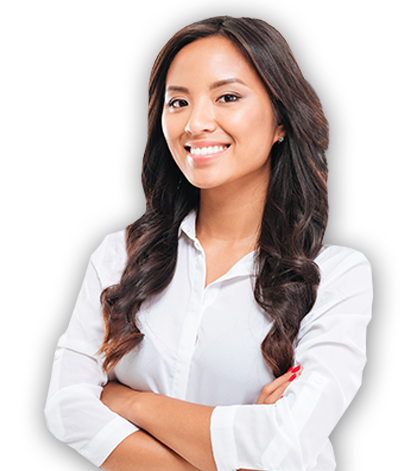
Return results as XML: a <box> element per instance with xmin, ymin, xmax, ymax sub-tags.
<box><xmin>161</xmin><ymin>36</ymin><xmax>285</xmax><ymax>192</ymax></box>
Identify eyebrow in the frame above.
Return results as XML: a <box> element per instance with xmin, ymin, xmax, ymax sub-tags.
<box><xmin>209</xmin><ymin>78</ymin><xmax>248</xmax><ymax>90</ymax></box>
<box><xmin>165</xmin><ymin>78</ymin><xmax>248</xmax><ymax>94</ymax></box>
<box><xmin>165</xmin><ymin>85</ymin><xmax>189</xmax><ymax>93</ymax></box>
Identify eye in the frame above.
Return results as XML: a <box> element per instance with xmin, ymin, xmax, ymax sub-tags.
<box><xmin>218</xmin><ymin>94</ymin><xmax>240</xmax><ymax>103</ymax></box>
<box><xmin>167</xmin><ymin>98</ymin><xmax>188</xmax><ymax>109</ymax></box>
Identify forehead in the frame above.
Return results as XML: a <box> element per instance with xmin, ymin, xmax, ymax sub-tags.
<box><xmin>165</xmin><ymin>36</ymin><xmax>259</xmax><ymax>87</ymax></box>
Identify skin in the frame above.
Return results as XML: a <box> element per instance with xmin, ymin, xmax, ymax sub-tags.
<box><xmin>100</xmin><ymin>36</ymin><xmax>298</xmax><ymax>471</ymax></box>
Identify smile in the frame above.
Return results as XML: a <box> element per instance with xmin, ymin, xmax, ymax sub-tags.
<box><xmin>186</xmin><ymin>145</ymin><xmax>229</xmax><ymax>156</ymax></box>
<box><xmin>185</xmin><ymin>145</ymin><xmax>230</xmax><ymax>158</ymax></box>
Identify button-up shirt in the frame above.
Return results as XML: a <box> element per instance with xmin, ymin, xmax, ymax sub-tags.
<box><xmin>45</xmin><ymin>211</ymin><xmax>373</xmax><ymax>470</ymax></box>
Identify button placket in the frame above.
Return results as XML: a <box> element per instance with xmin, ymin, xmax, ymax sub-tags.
<box><xmin>171</xmin><ymin>240</ymin><xmax>207</xmax><ymax>399</ymax></box>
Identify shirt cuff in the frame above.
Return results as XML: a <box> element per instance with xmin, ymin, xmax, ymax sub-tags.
<box><xmin>210</xmin><ymin>406</ymin><xmax>239</xmax><ymax>471</ymax></box>
<box><xmin>81</xmin><ymin>416</ymin><xmax>140</xmax><ymax>467</ymax></box>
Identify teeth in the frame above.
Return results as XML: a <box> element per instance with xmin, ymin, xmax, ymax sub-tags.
<box><xmin>189</xmin><ymin>145</ymin><xmax>227</xmax><ymax>156</ymax></box>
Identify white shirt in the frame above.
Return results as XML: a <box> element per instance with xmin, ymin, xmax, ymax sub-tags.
<box><xmin>45</xmin><ymin>211</ymin><xmax>373</xmax><ymax>470</ymax></box>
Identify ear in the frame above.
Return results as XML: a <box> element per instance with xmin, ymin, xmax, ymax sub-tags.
<box><xmin>275</xmin><ymin>122</ymin><xmax>286</xmax><ymax>143</ymax></box>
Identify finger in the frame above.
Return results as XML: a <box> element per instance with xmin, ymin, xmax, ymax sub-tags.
<box><xmin>262</xmin><ymin>383</ymin><xmax>290</xmax><ymax>404</ymax></box>
<box><xmin>267</xmin><ymin>366</ymin><xmax>303</xmax><ymax>404</ymax></box>
<box><xmin>257</xmin><ymin>365</ymin><xmax>303</xmax><ymax>405</ymax></box>
<box><xmin>265</xmin><ymin>365</ymin><xmax>303</xmax><ymax>395</ymax></box>
<box><xmin>257</xmin><ymin>364</ymin><xmax>303</xmax><ymax>403</ymax></box>
<box><xmin>284</xmin><ymin>365</ymin><xmax>303</xmax><ymax>384</ymax></box>
<box><xmin>256</xmin><ymin>380</ymin><xmax>286</xmax><ymax>404</ymax></box>
<box><xmin>258</xmin><ymin>371</ymin><xmax>290</xmax><ymax>398</ymax></box>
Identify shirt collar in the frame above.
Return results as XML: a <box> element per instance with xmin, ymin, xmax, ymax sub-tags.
<box><xmin>178</xmin><ymin>210</ymin><xmax>197</xmax><ymax>242</ymax></box>
<box><xmin>178</xmin><ymin>211</ymin><xmax>257</xmax><ymax>281</ymax></box>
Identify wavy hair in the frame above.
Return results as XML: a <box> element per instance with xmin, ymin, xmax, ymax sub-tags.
<box><xmin>98</xmin><ymin>16</ymin><xmax>329</xmax><ymax>377</ymax></box>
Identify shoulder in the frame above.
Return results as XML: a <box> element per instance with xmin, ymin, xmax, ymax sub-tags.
<box><xmin>316</xmin><ymin>244</ymin><xmax>371</xmax><ymax>272</ymax></box>
<box><xmin>315</xmin><ymin>244</ymin><xmax>372</xmax><ymax>299</ymax></box>
<box><xmin>297</xmin><ymin>245</ymin><xmax>373</xmax><ymax>334</ymax></box>
<box><xmin>90</xmin><ymin>229</ymin><xmax>128</xmax><ymax>288</ymax></box>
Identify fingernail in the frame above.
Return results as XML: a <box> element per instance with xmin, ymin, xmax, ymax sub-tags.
<box><xmin>289</xmin><ymin>374</ymin><xmax>297</xmax><ymax>382</ymax></box>
<box><xmin>279</xmin><ymin>395</ymin><xmax>284</xmax><ymax>399</ymax></box>
<box><xmin>292</xmin><ymin>365</ymin><xmax>301</xmax><ymax>373</ymax></box>
<box><xmin>287</xmin><ymin>366</ymin><xmax>294</xmax><ymax>373</ymax></box>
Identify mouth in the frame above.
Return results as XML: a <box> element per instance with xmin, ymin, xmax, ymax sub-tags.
<box><xmin>184</xmin><ymin>144</ymin><xmax>230</xmax><ymax>161</ymax></box>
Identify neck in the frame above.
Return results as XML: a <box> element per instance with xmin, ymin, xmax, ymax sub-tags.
<box><xmin>196</xmin><ymin>172</ymin><xmax>269</xmax><ymax>247</ymax></box>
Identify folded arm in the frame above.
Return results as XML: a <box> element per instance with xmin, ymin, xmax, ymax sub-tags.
<box><xmin>101</xmin><ymin>430</ymin><xmax>203</xmax><ymax>471</ymax></box>
<box><xmin>100</xmin><ymin>369</ymin><xmax>301</xmax><ymax>471</ymax></box>
<box><xmin>102</xmin><ymin>388</ymin><xmax>216</xmax><ymax>471</ymax></box>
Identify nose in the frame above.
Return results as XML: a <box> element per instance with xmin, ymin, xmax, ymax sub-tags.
<box><xmin>184</xmin><ymin>99</ymin><xmax>216</xmax><ymax>135</ymax></box>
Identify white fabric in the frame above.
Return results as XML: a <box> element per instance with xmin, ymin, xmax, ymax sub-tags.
<box><xmin>45</xmin><ymin>211</ymin><xmax>373</xmax><ymax>470</ymax></box>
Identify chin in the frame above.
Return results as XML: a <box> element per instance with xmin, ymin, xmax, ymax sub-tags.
<box><xmin>186</xmin><ymin>173</ymin><xmax>230</xmax><ymax>190</ymax></box>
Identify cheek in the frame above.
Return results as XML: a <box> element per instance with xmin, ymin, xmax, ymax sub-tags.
<box><xmin>161</xmin><ymin>112</ymin><xmax>172</xmax><ymax>145</ymax></box>
<box><xmin>161</xmin><ymin>114</ymin><xmax>184</xmax><ymax>156</ymax></box>
<box><xmin>161</xmin><ymin>114</ymin><xmax>186</xmax><ymax>174</ymax></box>
<box><xmin>230</xmin><ymin>107</ymin><xmax>278</xmax><ymax>171</ymax></box>
<box><xmin>228</xmin><ymin>105</ymin><xmax>276</xmax><ymax>142</ymax></box>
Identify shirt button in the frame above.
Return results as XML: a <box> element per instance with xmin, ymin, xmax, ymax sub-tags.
<box><xmin>314</xmin><ymin>374</ymin><xmax>326</xmax><ymax>385</ymax></box>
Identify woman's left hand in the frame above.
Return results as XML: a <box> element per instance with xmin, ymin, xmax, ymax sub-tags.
<box><xmin>256</xmin><ymin>365</ymin><xmax>302</xmax><ymax>405</ymax></box>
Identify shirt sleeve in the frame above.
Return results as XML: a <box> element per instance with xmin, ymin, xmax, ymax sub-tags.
<box><xmin>44</xmin><ymin>234</ymin><xmax>139</xmax><ymax>467</ymax></box>
<box><xmin>210</xmin><ymin>247</ymin><xmax>373</xmax><ymax>471</ymax></box>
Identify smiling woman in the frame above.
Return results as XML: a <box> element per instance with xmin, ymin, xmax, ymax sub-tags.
<box><xmin>44</xmin><ymin>16</ymin><xmax>372</xmax><ymax>471</ymax></box>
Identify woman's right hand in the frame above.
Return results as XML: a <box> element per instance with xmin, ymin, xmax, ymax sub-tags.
<box><xmin>256</xmin><ymin>365</ymin><xmax>302</xmax><ymax>405</ymax></box>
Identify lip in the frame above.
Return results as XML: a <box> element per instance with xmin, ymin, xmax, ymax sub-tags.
<box><xmin>184</xmin><ymin>141</ymin><xmax>231</xmax><ymax>164</ymax></box>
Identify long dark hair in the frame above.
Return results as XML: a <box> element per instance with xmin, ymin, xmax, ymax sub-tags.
<box><xmin>98</xmin><ymin>16</ymin><xmax>329</xmax><ymax>377</ymax></box>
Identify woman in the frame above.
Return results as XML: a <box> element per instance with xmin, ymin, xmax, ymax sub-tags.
<box><xmin>45</xmin><ymin>16</ymin><xmax>373</xmax><ymax>471</ymax></box>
